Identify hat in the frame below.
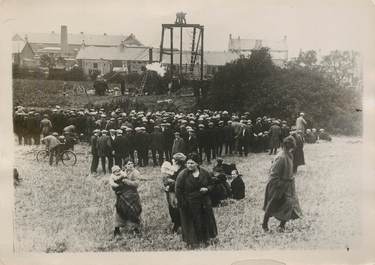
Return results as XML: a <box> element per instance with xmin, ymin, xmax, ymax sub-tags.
<box><xmin>126</xmin><ymin>127</ymin><xmax>133</xmax><ymax>131</ymax></box>
<box><xmin>102</xmin><ymin>129</ymin><xmax>108</xmax><ymax>133</ymax></box>
<box><xmin>186</xmin><ymin>153</ymin><xmax>201</xmax><ymax>164</ymax></box>
<box><xmin>300</xmin><ymin>112</ymin><xmax>305</xmax><ymax>116</ymax></box>
<box><xmin>174</xmin><ymin>131</ymin><xmax>180</xmax><ymax>135</ymax></box>
<box><xmin>283</xmin><ymin>136</ymin><xmax>296</xmax><ymax>149</ymax></box>
<box><xmin>172</xmin><ymin>152</ymin><xmax>187</xmax><ymax>162</ymax></box>
<box><xmin>117</xmin><ymin>129</ymin><xmax>123</xmax><ymax>134</ymax></box>
<box><xmin>111</xmin><ymin>165</ymin><xmax>121</xmax><ymax>173</ymax></box>
<box><xmin>93</xmin><ymin>129</ymin><xmax>100</xmax><ymax>133</ymax></box>
<box><xmin>52</xmin><ymin>132</ymin><xmax>58</xmax><ymax>136</ymax></box>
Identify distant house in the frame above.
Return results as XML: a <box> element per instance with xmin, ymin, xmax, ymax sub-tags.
<box><xmin>14</xmin><ymin>25</ymin><xmax>144</xmax><ymax>58</ymax></box>
<box><xmin>228</xmin><ymin>34</ymin><xmax>288</xmax><ymax>67</ymax></box>
<box><xmin>76</xmin><ymin>42</ymin><xmax>155</xmax><ymax>76</ymax></box>
<box><xmin>12</xmin><ymin>36</ymin><xmax>35</xmax><ymax>67</ymax></box>
<box><xmin>160</xmin><ymin>50</ymin><xmax>241</xmax><ymax>79</ymax></box>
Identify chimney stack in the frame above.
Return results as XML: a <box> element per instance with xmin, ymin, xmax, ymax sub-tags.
<box><xmin>149</xmin><ymin>48</ymin><xmax>153</xmax><ymax>64</ymax></box>
<box><xmin>61</xmin><ymin>25</ymin><xmax>68</xmax><ymax>54</ymax></box>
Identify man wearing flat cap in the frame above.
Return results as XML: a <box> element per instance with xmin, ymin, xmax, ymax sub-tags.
<box><xmin>97</xmin><ymin>130</ymin><xmax>110</xmax><ymax>174</ymax></box>
<box><xmin>172</xmin><ymin>132</ymin><xmax>185</xmax><ymax>156</ymax></box>
<box><xmin>296</xmin><ymin>112</ymin><xmax>307</xmax><ymax>135</ymax></box>
<box><xmin>90</xmin><ymin>129</ymin><xmax>100</xmax><ymax>174</ymax></box>
<box><xmin>268</xmin><ymin>120</ymin><xmax>282</xmax><ymax>155</ymax></box>
<box><xmin>150</xmin><ymin>125</ymin><xmax>164</xmax><ymax>166</ymax></box>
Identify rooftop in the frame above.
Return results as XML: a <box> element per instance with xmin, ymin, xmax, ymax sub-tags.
<box><xmin>14</xmin><ymin>32</ymin><xmax>144</xmax><ymax>47</ymax></box>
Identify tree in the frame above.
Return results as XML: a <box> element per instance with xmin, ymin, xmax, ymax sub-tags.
<box><xmin>39</xmin><ymin>54</ymin><xmax>56</xmax><ymax>69</ymax></box>
<box><xmin>320</xmin><ymin>50</ymin><xmax>361</xmax><ymax>90</ymax></box>
<box><xmin>208</xmin><ymin>47</ymin><xmax>276</xmax><ymax>112</ymax></box>
<box><xmin>206</xmin><ymin>48</ymin><xmax>362</xmax><ymax>135</ymax></box>
<box><xmin>287</xmin><ymin>50</ymin><xmax>318</xmax><ymax>70</ymax></box>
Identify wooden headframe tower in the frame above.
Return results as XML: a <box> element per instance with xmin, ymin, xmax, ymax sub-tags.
<box><xmin>159</xmin><ymin>12</ymin><xmax>204</xmax><ymax>83</ymax></box>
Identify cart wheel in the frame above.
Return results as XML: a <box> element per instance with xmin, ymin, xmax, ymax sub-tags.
<box><xmin>61</xmin><ymin>150</ymin><xmax>77</xmax><ymax>166</ymax></box>
<box><xmin>36</xmin><ymin>150</ymin><xmax>49</xmax><ymax>163</ymax></box>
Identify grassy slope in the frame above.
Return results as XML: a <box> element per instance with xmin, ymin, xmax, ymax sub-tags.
<box><xmin>13</xmin><ymin>79</ymin><xmax>196</xmax><ymax>112</ymax></box>
<box><xmin>14</xmin><ymin>137</ymin><xmax>362</xmax><ymax>252</ymax></box>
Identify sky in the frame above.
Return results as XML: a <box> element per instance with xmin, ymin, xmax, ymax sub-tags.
<box><xmin>1</xmin><ymin>0</ymin><xmax>375</xmax><ymax>58</ymax></box>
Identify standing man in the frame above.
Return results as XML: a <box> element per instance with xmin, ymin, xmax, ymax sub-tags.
<box><xmin>90</xmin><ymin>129</ymin><xmax>100</xmax><ymax>175</ymax></box>
<box><xmin>41</xmin><ymin>132</ymin><xmax>61</xmax><ymax>166</ymax></box>
<box><xmin>172</xmin><ymin>132</ymin><xmax>185</xmax><ymax>156</ymax></box>
<box><xmin>296</xmin><ymin>112</ymin><xmax>307</xmax><ymax>135</ymax></box>
<box><xmin>268</xmin><ymin>121</ymin><xmax>282</xmax><ymax>155</ymax></box>
<box><xmin>40</xmin><ymin>114</ymin><xmax>53</xmax><ymax>138</ymax></box>
<box><xmin>223</xmin><ymin>120</ymin><xmax>235</xmax><ymax>155</ymax></box>
<box><xmin>186</xmin><ymin>128</ymin><xmax>198</xmax><ymax>154</ymax></box>
<box><xmin>97</xmin><ymin>130</ymin><xmax>110</xmax><ymax>174</ymax></box>
<box><xmin>150</xmin><ymin>126</ymin><xmax>164</xmax><ymax>166</ymax></box>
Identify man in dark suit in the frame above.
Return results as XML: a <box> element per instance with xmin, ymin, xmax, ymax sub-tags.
<box><xmin>150</xmin><ymin>126</ymin><xmax>164</xmax><ymax>166</ymax></box>
<box><xmin>186</xmin><ymin>128</ymin><xmax>198</xmax><ymax>154</ymax></box>
<box><xmin>113</xmin><ymin>129</ymin><xmax>123</xmax><ymax>168</ymax></box>
<box><xmin>90</xmin><ymin>129</ymin><xmax>100</xmax><ymax>174</ymax></box>
<box><xmin>268</xmin><ymin>121</ymin><xmax>282</xmax><ymax>155</ymax></box>
<box><xmin>238</xmin><ymin>124</ymin><xmax>250</xmax><ymax>156</ymax></box>
<box><xmin>97</xmin><ymin>130</ymin><xmax>110</xmax><ymax>174</ymax></box>
<box><xmin>223</xmin><ymin>120</ymin><xmax>235</xmax><ymax>155</ymax></box>
<box><xmin>196</xmin><ymin>124</ymin><xmax>208</xmax><ymax>162</ymax></box>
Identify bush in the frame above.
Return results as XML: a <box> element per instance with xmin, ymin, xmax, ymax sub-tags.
<box><xmin>206</xmin><ymin>48</ymin><xmax>362</xmax><ymax>135</ymax></box>
<box><xmin>13</xmin><ymin>65</ymin><xmax>46</xmax><ymax>79</ymax></box>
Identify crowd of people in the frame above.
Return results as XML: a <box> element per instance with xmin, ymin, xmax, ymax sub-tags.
<box><xmin>14</xmin><ymin>105</ymin><xmax>333</xmax><ymax>248</ymax></box>
<box><xmin>13</xmin><ymin>106</ymin><xmax>331</xmax><ymax>169</ymax></box>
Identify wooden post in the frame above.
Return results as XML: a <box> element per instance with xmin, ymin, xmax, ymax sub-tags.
<box><xmin>190</xmin><ymin>27</ymin><xmax>196</xmax><ymax>72</ymax></box>
<box><xmin>170</xmin><ymin>27</ymin><xmax>174</xmax><ymax>81</ymax></box>
<box><xmin>180</xmin><ymin>26</ymin><xmax>183</xmax><ymax>82</ymax></box>
<box><xmin>200</xmin><ymin>26</ymin><xmax>204</xmax><ymax>81</ymax></box>
<box><xmin>159</xmin><ymin>26</ymin><xmax>165</xmax><ymax>63</ymax></box>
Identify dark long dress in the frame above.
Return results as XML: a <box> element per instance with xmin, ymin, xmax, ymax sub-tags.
<box><xmin>231</xmin><ymin>176</ymin><xmax>245</xmax><ymax>200</ymax></box>
<box><xmin>163</xmin><ymin>166</ymin><xmax>185</xmax><ymax>229</ymax></box>
<box><xmin>175</xmin><ymin>168</ymin><xmax>218</xmax><ymax>246</ymax></box>
<box><xmin>263</xmin><ymin>150</ymin><xmax>302</xmax><ymax>221</ymax></box>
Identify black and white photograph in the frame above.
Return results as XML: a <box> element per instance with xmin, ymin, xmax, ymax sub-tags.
<box><xmin>1</xmin><ymin>0</ymin><xmax>375</xmax><ymax>260</ymax></box>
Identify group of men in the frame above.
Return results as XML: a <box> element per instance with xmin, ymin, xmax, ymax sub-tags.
<box><xmin>13</xmin><ymin>105</ymin><xmax>331</xmax><ymax>171</ymax></box>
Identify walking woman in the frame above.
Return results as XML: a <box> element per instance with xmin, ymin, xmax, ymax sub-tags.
<box><xmin>162</xmin><ymin>153</ymin><xmax>186</xmax><ymax>233</ymax></box>
<box><xmin>175</xmin><ymin>153</ymin><xmax>218</xmax><ymax>248</ymax></box>
<box><xmin>262</xmin><ymin>137</ymin><xmax>303</xmax><ymax>232</ymax></box>
<box><xmin>109</xmin><ymin>162</ymin><xmax>142</xmax><ymax>238</ymax></box>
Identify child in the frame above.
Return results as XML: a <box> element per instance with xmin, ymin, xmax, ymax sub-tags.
<box><xmin>210</xmin><ymin>167</ymin><xmax>231</xmax><ymax>207</ymax></box>
<box><xmin>230</xmin><ymin>169</ymin><xmax>245</xmax><ymax>200</ymax></box>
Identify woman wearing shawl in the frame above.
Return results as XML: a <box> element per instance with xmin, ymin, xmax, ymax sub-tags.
<box><xmin>262</xmin><ymin>137</ymin><xmax>303</xmax><ymax>232</ymax></box>
<box><xmin>110</xmin><ymin>161</ymin><xmax>142</xmax><ymax>238</ymax></box>
<box><xmin>175</xmin><ymin>153</ymin><xmax>218</xmax><ymax>248</ymax></box>
<box><xmin>161</xmin><ymin>153</ymin><xmax>187</xmax><ymax>233</ymax></box>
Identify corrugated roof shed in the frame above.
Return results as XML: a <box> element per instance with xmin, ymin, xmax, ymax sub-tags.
<box><xmin>76</xmin><ymin>46</ymin><xmax>152</xmax><ymax>61</ymax></box>
<box><xmin>77</xmin><ymin>46</ymin><xmax>240</xmax><ymax>66</ymax></box>
<box><xmin>15</xmin><ymin>32</ymin><xmax>143</xmax><ymax>47</ymax></box>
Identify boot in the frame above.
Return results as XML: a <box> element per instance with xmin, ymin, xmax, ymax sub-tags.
<box><xmin>113</xmin><ymin>227</ymin><xmax>121</xmax><ymax>238</ymax></box>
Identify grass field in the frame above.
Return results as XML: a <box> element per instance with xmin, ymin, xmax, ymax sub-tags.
<box><xmin>14</xmin><ymin>136</ymin><xmax>362</xmax><ymax>252</ymax></box>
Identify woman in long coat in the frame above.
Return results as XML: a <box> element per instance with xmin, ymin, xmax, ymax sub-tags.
<box><xmin>175</xmin><ymin>153</ymin><xmax>218</xmax><ymax>248</ymax></box>
<box><xmin>109</xmin><ymin>161</ymin><xmax>142</xmax><ymax>238</ymax></box>
<box><xmin>262</xmin><ymin>137</ymin><xmax>303</xmax><ymax>232</ymax></box>
<box><xmin>162</xmin><ymin>153</ymin><xmax>186</xmax><ymax>233</ymax></box>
